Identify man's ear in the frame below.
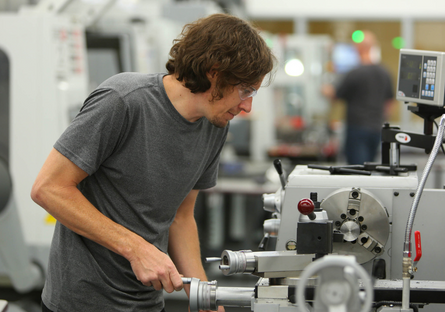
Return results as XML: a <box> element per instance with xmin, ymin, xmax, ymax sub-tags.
<box><xmin>206</xmin><ymin>65</ymin><xmax>219</xmax><ymax>80</ymax></box>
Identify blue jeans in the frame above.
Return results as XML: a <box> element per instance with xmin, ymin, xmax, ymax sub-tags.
<box><xmin>344</xmin><ymin>125</ymin><xmax>380</xmax><ymax>165</ymax></box>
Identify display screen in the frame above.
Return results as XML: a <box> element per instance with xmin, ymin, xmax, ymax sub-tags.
<box><xmin>86</xmin><ymin>32</ymin><xmax>134</xmax><ymax>91</ymax></box>
<box><xmin>401</xmin><ymin>57</ymin><xmax>422</xmax><ymax>72</ymax></box>
<box><xmin>397</xmin><ymin>49</ymin><xmax>445</xmax><ymax>106</ymax></box>
<box><xmin>331</xmin><ymin>43</ymin><xmax>360</xmax><ymax>74</ymax></box>
<box><xmin>398</xmin><ymin>54</ymin><xmax>422</xmax><ymax>99</ymax></box>
<box><xmin>400</xmin><ymin>70</ymin><xmax>420</xmax><ymax>81</ymax></box>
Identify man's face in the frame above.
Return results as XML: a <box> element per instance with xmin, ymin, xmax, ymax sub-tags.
<box><xmin>206</xmin><ymin>80</ymin><xmax>263</xmax><ymax>128</ymax></box>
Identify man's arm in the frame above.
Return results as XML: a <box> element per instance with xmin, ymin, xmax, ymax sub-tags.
<box><xmin>168</xmin><ymin>190</ymin><xmax>225</xmax><ymax>312</ymax></box>
<box><xmin>31</xmin><ymin>148</ymin><xmax>183</xmax><ymax>293</ymax></box>
<box><xmin>168</xmin><ymin>189</ymin><xmax>206</xmax><ymax>291</ymax></box>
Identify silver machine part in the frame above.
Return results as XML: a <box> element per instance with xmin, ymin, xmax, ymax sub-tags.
<box><xmin>217</xmin><ymin>249</ymin><xmax>314</xmax><ymax>278</ymax></box>
<box><xmin>320</xmin><ymin>187</ymin><xmax>389</xmax><ymax>263</ymax></box>
<box><xmin>262</xmin><ymin>189</ymin><xmax>282</xmax><ymax>214</ymax></box>
<box><xmin>340</xmin><ymin>221</ymin><xmax>361</xmax><ymax>242</ymax></box>
<box><xmin>188</xmin><ymin>277</ymin><xmax>254</xmax><ymax>312</ymax></box>
<box><xmin>390</xmin><ymin>142</ymin><xmax>400</xmax><ymax>167</ymax></box>
<box><xmin>263</xmin><ymin>218</ymin><xmax>281</xmax><ymax>237</ymax></box>
<box><xmin>298</xmin><ymin>210</ymin><xmax>329</xmax><ymax>223</ymax></box>
<box><xmin>263</xmin><ymin>193</ymin><xmax>278</xmax><ymax>213</ymax></box>
<box><xmin>220</xmin><ymin>250</ymin><xmax>256</xmax><ymax>275</ymax></box>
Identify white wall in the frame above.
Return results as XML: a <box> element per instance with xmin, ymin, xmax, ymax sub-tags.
<box><xmin>245</xmin><ymin>0</ymin><xmax>445</xmax><ymax>20</ymax></box>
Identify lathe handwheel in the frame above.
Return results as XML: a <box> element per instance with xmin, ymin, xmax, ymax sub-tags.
<box><xmin>296</xmin><ymin>255</ymin><xmax>373</xmax><ymax>312</ymax></box>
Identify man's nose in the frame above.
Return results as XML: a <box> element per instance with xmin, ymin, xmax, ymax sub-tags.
<box><xmin>239</xmin><ymin>98</ymin><xmax>252</xmax><ymax>113</ymax></box>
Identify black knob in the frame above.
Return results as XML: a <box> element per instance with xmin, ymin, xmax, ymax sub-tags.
<box><xmin>273</xmin><ymin>159</ymin><xmax>283</xmax><ymax>175</ymax></box>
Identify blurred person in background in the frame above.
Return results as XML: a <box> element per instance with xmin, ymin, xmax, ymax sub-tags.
<box><xmin>322</xmin><ymin>30</ymin><xmax>394</xmax><ymax>165</ymax></box>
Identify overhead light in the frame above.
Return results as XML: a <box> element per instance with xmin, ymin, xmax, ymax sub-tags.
<box><xmin>352</xmin><ymin>30</ymin><xmax>364</xmax><ymax>44</ymax></box>
<box><xmin>284</xmin><ymin>59</ymin><xmax>304</xmax><ymax>77</ymax></box>
<box><xmin>58</xmin><ymin>81</ymin><xmax>69</xmax><ymax>91</ymax></box>
<box><xmin>392</xmin><ymin>36</ymin><xmax>405</xmax><ymax>49</ymax></box>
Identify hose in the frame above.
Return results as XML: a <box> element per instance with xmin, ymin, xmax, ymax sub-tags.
<box><xmin>403</xmin><ymin>114</ymin><xmax>445</xmax><ymax>257</ymax></box>
<box><xmin>402</xmin><ymin>113</ymin><xmax>445</xmax><ymax>310</ymax></box>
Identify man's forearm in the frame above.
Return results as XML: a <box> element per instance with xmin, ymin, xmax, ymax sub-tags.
<box><xmin>168</xmin><ymin>213</ymin><xmax>207</xmax><ymax>296</ymax></box>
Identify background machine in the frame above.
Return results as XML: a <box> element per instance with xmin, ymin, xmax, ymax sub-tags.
<box><xmin>0</xmin><ymin>6</ymin><xmax>89</xmax><ymax>295</ymax></box>
<box><xmin>186</xmin><ymin>49</ymin><xmax>445</xmax><ymax>312</ymax></box>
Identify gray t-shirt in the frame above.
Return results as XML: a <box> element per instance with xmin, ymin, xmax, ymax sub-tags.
<box><xmin>42</xmin><ymin>73</ymin><xmax>228</xmax><ymax>312</ymax></box>
<box><xmin>336</xmin><ymin>64</ymin><xmax>394</xmax><ymax>132</ymax></box>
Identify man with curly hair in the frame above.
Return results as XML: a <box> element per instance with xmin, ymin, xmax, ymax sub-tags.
<box><xmin>31</xmin><ymin>13</ymin><xmax>275</xmax><ymax>312</ymax></box>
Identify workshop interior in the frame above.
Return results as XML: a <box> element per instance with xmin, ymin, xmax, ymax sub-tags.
<box><xmin>3</xmin><ymin>0</ymin><xmax>445</xmax><ymax>311</ymax></box>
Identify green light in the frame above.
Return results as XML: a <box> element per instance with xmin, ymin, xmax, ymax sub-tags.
<box><xmin>352</xmin><ymin>30</ymin><xmax>365</xmax><ymax>43</ymax></box>
<box><xmin>392</xmin><ymin>37</ymin><xmax>405</xmax><ymax>49</ymax></box>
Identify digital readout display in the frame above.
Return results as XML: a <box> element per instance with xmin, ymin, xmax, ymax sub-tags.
<box><xmin>398</xmin><ymin>54</ymin><xmax>422</xmax><ymax>99</ymax></box>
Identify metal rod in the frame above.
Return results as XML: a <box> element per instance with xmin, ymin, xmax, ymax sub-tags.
<box><xmin>216</xmin><ymin>287</ymin><xmax>254</xmax><ymax>307</ymax></box>
<box><xmin>182</xmin><ymin>277</ymin><xmax>192</xmax><ymax>284</ymax></box>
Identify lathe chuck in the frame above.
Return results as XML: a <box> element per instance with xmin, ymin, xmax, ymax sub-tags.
<box><xmin>320</xmin><ymin>187</ymin><xmax>390</xmax><ymax>264</ymax></box>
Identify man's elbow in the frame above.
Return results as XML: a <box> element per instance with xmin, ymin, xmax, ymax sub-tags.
<box><xmin>30</xmin><ymin>180</ymin><xmax>49</xmax><ymax>209</ymax></box>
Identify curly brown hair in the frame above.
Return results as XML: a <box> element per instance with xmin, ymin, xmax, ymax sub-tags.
<box><xmin>166</xmin><ymin>14</ymin><xmax>276</xmax><ymax>100</ymax></box>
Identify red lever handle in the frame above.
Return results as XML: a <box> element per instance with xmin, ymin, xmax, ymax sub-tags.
<box><xmin>414</xmin><ymin>231</ymin><xmax>422</xmax><ymax>262</ymax></box>
<box><xmin>297</xmin><ymin>198</ymin><xmax>316</xmax><ymax>220</ymax></box>
<box><xmin>298</xmin><ymin>198</ymin><xmax>314</xmax><ymax>215</ymax></box>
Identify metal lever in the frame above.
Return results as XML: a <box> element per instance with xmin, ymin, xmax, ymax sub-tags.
<box><xmin>182</xmin><ymin>277</ymin><xmax>192</xmax><ymax>284</ymax></box>
<box><xmin>273</xmin><ymin>159</ymin><xmax>287</xmax><ymax>189</ymax></box>
<box><xmin>298</xmin><ymin>198</ymin><xmax>316</xmax><ymax>220</ymax></box>
<box><xmin>258</xmin><ymin>232</ymin><xmax>270</xmax><ymax>250</ymax></box>
<box><xmin>308</xmin><ymin>164</ymin><xmax>372</xmax><ymax>175</ymax></box>
<box><xmin>413</xmin><ymin>231</ymin><xmax>422</xmax><ymax>269</ymax></box>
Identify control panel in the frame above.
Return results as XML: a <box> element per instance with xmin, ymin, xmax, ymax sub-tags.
<box><xmin>397</xmin><ymin>49</ymin><xmax>445</xmax><ymax>107</ymax></box>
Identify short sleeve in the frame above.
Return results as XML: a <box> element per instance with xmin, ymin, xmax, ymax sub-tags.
<box><xmin>54</xmin><ymin>88</ymin><xmax>127</xmax><ymax>175</ymax></box>
<box><xmin>192</xmin><ymin>126</ymin><xmax>229</xmax><ymax>190</ymax></box>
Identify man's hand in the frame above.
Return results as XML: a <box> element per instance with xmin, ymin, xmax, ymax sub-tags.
<box><xmin>127</xmin><ymin>240</ymin><xmax>183</xmax><ymax>293</ymax></box>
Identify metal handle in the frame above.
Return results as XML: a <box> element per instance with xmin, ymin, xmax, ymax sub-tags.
<box><xmin>414</xmin><ymin>231</ymin><xmax>422</xmax><ymax>263</ymax></box>
<box><xmin>273</xmin><ymin>159</ymin><xmax>287</xmax><ymax>189</ymax></box>
<box><xmin>181</xmin><ymin>277</ymin><xmax>192</xmax><ymax>284</ymax></box>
